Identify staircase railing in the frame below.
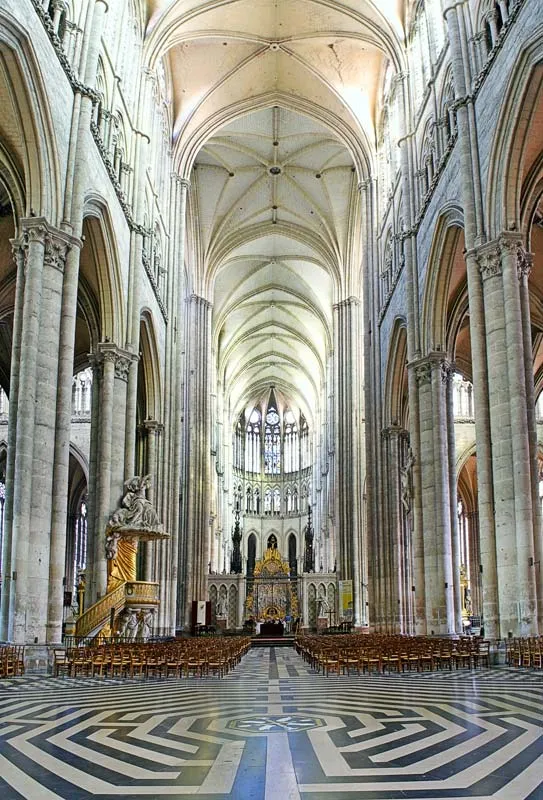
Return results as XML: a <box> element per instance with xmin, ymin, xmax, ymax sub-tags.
<box><xmin>75</xmin><ymin>582</ymin><xmax>126</xmax><ymax>638</ymax></box>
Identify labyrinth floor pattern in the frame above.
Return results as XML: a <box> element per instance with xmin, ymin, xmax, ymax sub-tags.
<box><xmin>0</xmin><ymin>648</ymin><xmax>542</xmax><ymax>799</ymax></box>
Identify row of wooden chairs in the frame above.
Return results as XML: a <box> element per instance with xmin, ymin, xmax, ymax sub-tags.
<box><xmin>504</xmin><ymin>637</ymin><xmax>543</xmax><ymax>670</ymax></box>
<box><xmin>0</xmin><ymin>645</ymin><xmax>25</xmax><ymax>678</ymax></box>
<box><xmin>54</xmin><ymin>637</ymin><xmax>251</xmax><ymax>680</ymax></box>
<box><xmin>296</xmin><ymin>634</ymin><xmax>491</xmax><ymax>676</ymax></box>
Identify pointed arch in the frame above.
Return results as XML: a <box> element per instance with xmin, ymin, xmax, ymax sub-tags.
<box><xmin>486</xmin><ymin>27</ymin><xmax>543</xmax><ymax>236</ymax></box>
<box><xmin>384</xmin><ymin>317</ymin><xmax>408</xmax><ymax>428</ymax></box>
<box><xmin>81</xmin><ymin>196</ymin><xmax>126</xmax><ymax>344</ymax></box>
<box><xmin>0</xmin><ymin>9</ymin><xmax>63</xmax><ymax>220</ymax></box>
<box><xmin>420</xmin><ymin>204</ymin><xmax>465</xmax><ymax>356</ymax></box>
<box><xmin>139</xmin><ymin>309</ymin><xmax>163</xmax><ymax>422</ymax></box>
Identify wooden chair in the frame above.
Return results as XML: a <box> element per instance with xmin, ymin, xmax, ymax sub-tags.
<box><xmin>53</xmin><ymin>648</ymin><xmax>70</xmax><ymax>677</ymax></box>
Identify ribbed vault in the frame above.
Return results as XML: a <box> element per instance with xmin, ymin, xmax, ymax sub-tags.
<box><xmin>143</xmin><ymin>0</ymin><xmax>407</xmax><ymax>426</ymax></box>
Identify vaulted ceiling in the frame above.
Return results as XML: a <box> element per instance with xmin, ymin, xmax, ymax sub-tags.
<box><xmin>143</xmin><ymin>0</ymin><xmax>408</xmax><ymax>426</ymax></box>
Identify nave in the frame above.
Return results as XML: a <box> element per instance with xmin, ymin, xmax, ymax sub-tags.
<box><xmin>0</xmin><ymin>648</ymin><xmax>542</xmax><ymax>799</ymax></box>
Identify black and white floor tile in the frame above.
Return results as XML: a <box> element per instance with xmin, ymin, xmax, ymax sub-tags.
<box><xmin>0</xmin><ymin>647</ymin><xmax>542</xmax><ymax>799</ymax></box>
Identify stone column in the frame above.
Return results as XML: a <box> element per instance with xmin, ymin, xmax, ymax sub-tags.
<box><xmin>110</xmin><ymin>349</ymin><xmax>132</xmax><ymax>508</ymax></box>
<box><xmin>518</xmin><ymin>251</ymin><xmax>543</xmax><ymax>626</ymax></box>
<box><xmin>444</xmin><ymin>364</ymin><xmax>463</xmax><ymax>633</ymax></box>
<box><xmin>161</xmin><ymin>175</ymin><xmax>189</xmax><ymax>635</ymax></box>
<box><xmin>414</xmin><ymin>356</ymin><xmax>455</xmax><ymax>634</ymax></box>
<box><xmin>473</xmin><ymin>236</ymin><xmax>540</xmax><ymax>635</ymax></box>
<box><xmin>85</xmin><ymin>356</ymin><xmax>101</xmax><ymax>607</ymax></box>
<box><xmin>47</xmin><ymin>0</ymin><xmax>108</xmax><ymax>636</ymax></box>
<box><xmin>29</xmin><ymin>226</ymin><xmax>76</xmax><ymax>646</ymax></box>
<box><xmin>182</xmin><ymin>294</ymin><xmax>212</xmax><ymax>626</ymax></box>
<box><xmin>9</xmin><ymin>221</ymin><xmax>46</xmax><ymax>642</ymax></box>
<box><xmin>333</xmin><ymin>297</ymin><xmax>363</xmax><ymax>626</ymax></box>
<box><xmin>92</xmin><ymin>346</ymin><xmax>114</xmax><ymax>601</ymax></box>
<box><xmin>88</xmin><ymin>343</ymin><xmax>132</xmax><ymax>601</ymax></box>
<box><xmin>396</xmin><ymin>69</ymin><xmax>425</xmax><ymax>634</ymax></box>
<box><xmin>500</xmin><ymin>235</ymin><xmax>538</xmax><ymax>633</ymax></box>
<box><xmin>359</xmin><ymin>178</ymin><xmax>379</xmax><ymax>632</ymax></box>
<box><xmin>380</xmin><ymin>426</ymin><xmax>402</xmax><ymax>632</ymax></box>
<box><xmin>8</xmin><ymin>221</ymin><xmax>75</xmax><ymax>644</ymax></box>
<box><xmin>141</xmin><ymin>419</ymin><xmax>162</xmax><ymax>581</ymax></box>
<box><xmin>442</xmin><ymin>0</ymin><xmax>499</xmax><ymax>638</ymax></box>
<box><xmin>0</xmin><ymin>241</ymin><xmax>26</xmax><ymax>640</ymax></box>
<box><xmin>467</xmin><ymin>511</ymin><xmax>482</xmax><ymax>616</ymax></box>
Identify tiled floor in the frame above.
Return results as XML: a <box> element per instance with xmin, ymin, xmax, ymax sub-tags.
<box><xmin>1</xmin><ymin>647</ymin><xmax>543</xmax><ymax>799</ymax></box>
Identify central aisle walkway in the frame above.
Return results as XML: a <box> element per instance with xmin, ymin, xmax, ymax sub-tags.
<box><xmin>0</xmin><ymin>646</ymin><xmax>543</xmax><ymax>799</ymax></box>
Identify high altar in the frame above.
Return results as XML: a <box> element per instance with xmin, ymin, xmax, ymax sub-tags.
<box><xmin>244</xmin><ymin>544</ymin><xmax>298</xmax><ymax>620</ymax></box>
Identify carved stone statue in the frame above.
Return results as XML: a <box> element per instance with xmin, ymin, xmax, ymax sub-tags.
<box><xmin>137</xmin><ymin>609</ymin><xmax>153</xmax><ymax>641</ymax></box>
<box><xmin>317</xmin><ymin>591</ymin><xmax>329</xmax><ymax>618</ymax></box>
<box><xmin>108</xmin><ymin>475</ymin><xmax>162</xmax><ymax>531</ymax></box>
<box><xmin>125</xmin><ymin>609</ymin><xmax>139</xmax><ymax>641</ymax></box>
<box><xmin>400</xmin><ymin>448</ymin><xmax>415</xmax><ymax>514</ymax></box>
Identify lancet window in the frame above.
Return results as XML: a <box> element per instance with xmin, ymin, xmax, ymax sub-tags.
<box><xmin>245</xmin><ymin>410</ymin><xmax>261</xmax><ymax>473</ymax></box>
<box><xmin>264</xmin><ymin>407</ymin><xmax>281</xmax><ymax>474</ymax></box>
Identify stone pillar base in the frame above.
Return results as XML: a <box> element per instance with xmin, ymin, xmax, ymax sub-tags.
<box><xmin>317</xmin><ymin>616</ymin><xmax>328</xmax><ymax>631</ymax></box>
<box><xmin>216</xmin><ymin>617</ymin><xmax>227</xmax><ymax>631</ymax></box>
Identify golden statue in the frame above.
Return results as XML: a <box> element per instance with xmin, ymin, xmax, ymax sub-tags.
<box><xmin>106</xmin><ymin>533</ymin><xmax>138</xmax><ymax>590</ymax></box>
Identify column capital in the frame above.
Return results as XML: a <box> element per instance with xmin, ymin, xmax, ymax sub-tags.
<box><xmin>333</xmin><ymin>296</ymin><xmax>361</xmax><ymax>312</ymax></box>
<box><xmin>473</xmin><ymin>240</ymin><xmax>502</xmax><ymax>281</ymax></box>
<box><xmin>413</xmin><ymin>361</ymin><xmax>432</xmax><ymax>385</ymax></box>
<box><xmin>140</xmin><ymin>418</ymin><xmax>164</xmax><ymax>435</ymax></box>
<box><xmin>91</xmin><ymin>342</ymin><xmax>138</xmax><ymax>381</ymax></box>
<box><xmin>440</xmin><ymin>359</ymin><xmax>455</xmax><ymax>384</ymax></box>
<box><xmin>469</xmin><ymin>234</ymin><xmax>530</xmax><ymax>281</ymax></box>
<box><xmin>358</xmin><ymin>178</ymin><xmax>376</xmax><ymax>193</ymax></box>
<box><xmin>409</xmin><ymin>352</ymin><xmax>453</xmax><ymax>384</ymax></box>
<box><xmin>187</xmin><ymin>293</ymin><xmax>212</xmax><ymax>310</ymax></box>
<box><xmin>18</xmin><ymin>217</ymin><xmax>81</xmax><ymax>273</ymax></box>
<box><xmin>171</xmin><ymin>174</ymin><xmax>191</xmax><ymax>191</ymax></box>
<box><xmin>380</xmin><ymin>424</ymin><xmax>405</xmax><ymax>441</ymax></box>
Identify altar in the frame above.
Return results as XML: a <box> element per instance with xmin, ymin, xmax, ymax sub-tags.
<box><xmin>257</xmin><ymin>620</ymin><xmax>284</xmax><ymax>637</ymax></box>
<box><xmin>245</xmin><ymin>544</ymin><xmax>298</xmax><ymax>622</ymax></box>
